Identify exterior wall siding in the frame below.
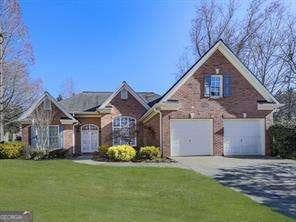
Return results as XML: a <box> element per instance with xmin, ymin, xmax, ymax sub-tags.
<box><xmin>161</xmin><ymin>50</ymin><xmax>273</xmax><ymax>156</ymax></box>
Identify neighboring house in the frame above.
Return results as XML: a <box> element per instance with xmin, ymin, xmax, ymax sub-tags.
<box><xmin>19</xmin><ymin>40</ymin><xmax>282</xmax><ymax>157</ymax></box>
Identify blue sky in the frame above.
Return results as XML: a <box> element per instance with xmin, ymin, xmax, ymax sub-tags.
<box><xmin>20</xmin><ymin>0</ymin><xmax>197</xmax><ymax>97</ymax></box>
<box><xmin>20</xmin><ymin>0</ymin><xmax>296</xmax><ymax>97</ymax></box>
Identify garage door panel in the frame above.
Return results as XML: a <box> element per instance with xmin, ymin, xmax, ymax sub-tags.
<box><xmin>171</xmin><ymin>119</ymin><xmax>213</xmax><ymax>156</ymax></box>
<box><xmin>223</xmin><ymin>119</ymin><xmax>265</xmax><ymax>156</ymax></box>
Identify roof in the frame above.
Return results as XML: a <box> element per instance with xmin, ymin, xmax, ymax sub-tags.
<box><xmin>58</xmin><ymin>90</ymin><xmax>161</xmax><ymax>113</ymax></box>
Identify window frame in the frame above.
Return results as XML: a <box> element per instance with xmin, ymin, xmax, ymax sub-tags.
<box><xmin>31</xmin><ymin>125</ymin><xmax>61</xmax><ymax>150</ymax></box>
<box><xmin>112</xmin><ymin>116</ymin><xmax>137</xmax><ymax>146</ymax></box>
<box><xmin>204</xmin><ymin>75</ymin><xmax>223</xmax><ymax>99</ymax></box>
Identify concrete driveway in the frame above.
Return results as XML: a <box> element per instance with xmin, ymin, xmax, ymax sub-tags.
<box><xmin>174</xmin><ymin>156</ymin><xmax>296</xmax><ymax>219</ymax></box>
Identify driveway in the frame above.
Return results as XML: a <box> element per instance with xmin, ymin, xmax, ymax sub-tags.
<box><xmin>174</xmin><ymin>156</ymin><xmax>296</xmax><ymax>219</ymax></box>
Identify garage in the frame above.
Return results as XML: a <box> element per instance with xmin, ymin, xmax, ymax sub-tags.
<box><xmin>170</xmin><ymin>119</ymin><xmax>213</xmax><ymax>156</ymax></box>
<box><xmin>223</xmin><ymin>119</ymin><xmax>265</xmax><ymax>156</ymax></box>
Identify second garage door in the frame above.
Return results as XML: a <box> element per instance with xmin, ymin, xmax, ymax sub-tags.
<box><xmin>170</xmin><ymin>119</ymin><xmax>213</xmax><ymax>156</ymax></box>
<box><xmin>223</xmin><ymin>119</ymin><xmax>265</xmax><ymax>156</ymax></box>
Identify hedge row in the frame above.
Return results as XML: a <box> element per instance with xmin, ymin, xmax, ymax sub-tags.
<box><xmin>269</xmin><ymin>124</ymin><xmax>296</xmax><ymax>159</ymax></box>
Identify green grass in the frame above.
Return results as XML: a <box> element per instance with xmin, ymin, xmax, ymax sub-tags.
<box><xmin>0</xmin><ymin>160</ymin><xmax>293</xmax><ymax>222</ymax></box>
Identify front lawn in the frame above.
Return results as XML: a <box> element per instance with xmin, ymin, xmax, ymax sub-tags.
<box><xmin>0</xmin><ymin>160</ymin><xmax>292</xmax><ymax>222</ymax></box>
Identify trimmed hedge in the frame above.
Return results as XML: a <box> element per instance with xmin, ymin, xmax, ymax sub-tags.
<box><xmin>107</xmin><ymin>145</ymin><xmax>136</xmax><ymax>161</ymax></box>
<box><xmin>0</xmin><ymin>142</ymin><xmax>25</xmax><ymax>159</ymax></box>
<box><xmin>269</xmin><ymin>124</ymin><xmax>296</xmax><ymax>159</ymax></box>
<box><xmin>139</xmin><ymin>146</ymin><xmax>160</xmax><ymax>160</ymax></box>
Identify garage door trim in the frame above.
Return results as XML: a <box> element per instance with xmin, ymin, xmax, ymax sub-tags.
<box><xmin>170</xmin><ymin>118</ymin><xmax>213</xmax><ymax>156</ymax></box>
<box><xmin>223</xmin><ymin>118</ymin><xmax>265</xmax><ymax>156</ymax></box>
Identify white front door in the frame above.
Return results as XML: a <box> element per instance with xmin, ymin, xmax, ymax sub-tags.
<box><xmin>170</xmin><ymin>119</ymin><xmax>213</xmax><ymax>156</ymax></box>
<box><xmin>81</xmin><ymin>124</ymin><xmax>99</xmax><ymax>153</ymax></box>
<box><xmin>223</xmin><ymin>119</ymin><xmax>265</xmax><ymax>156</ymax></box>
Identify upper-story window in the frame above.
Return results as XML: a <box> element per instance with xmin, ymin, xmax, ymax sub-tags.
<box><xmin>204</xmin><ymin>75</ymin><xmax>232</xmax><ymax>98</ymax></box>
<box><xmin>121</xmin><ymin>89</ymin><xmax>128</xmax><ymax>100</ymax></box>
<box><xmin>112</xmin><ymin>116</ymin><xmax>136</xmax><ymax>146</ymax></box>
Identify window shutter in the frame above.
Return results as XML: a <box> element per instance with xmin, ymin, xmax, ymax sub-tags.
<box><xmin>223</xmin><ymin>75</ymin><xmax>232</xmax><ymax>97</ymax></box>
<box><xmin>204</xmin><ymin>75</ymin><xmax>211</xmax><ymax>97</ymax></box>
<box><xmin>59</xmin><ymin>125</ymin><xmax>64</xmax><ymax>149</ymax></box>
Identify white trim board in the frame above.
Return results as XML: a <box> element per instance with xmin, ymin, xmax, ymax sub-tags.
<box><xmin>98</xmin><ymin>81</ymin><xmax>150</xmax><ymax>110</ymax></box>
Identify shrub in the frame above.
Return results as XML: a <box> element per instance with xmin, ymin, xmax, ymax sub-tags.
<box><xmin>269</xmin><ymin>124</ymin><xmax>296</xmax><ymax>159</ymax></box>
<box><xmin>47</xmin><ymin>149</ymin><xmax>72</xmax><ymax>159</ymax></box>
<box><xmin>0</xmin><ymin>142</ymin><xmax>25</xmax><ymax>159</ymax></box>
<box><xmin>98</xmin><ymin>144</ymin><xmax>109</xmax><ymax>156</ymax></box>
<box><xmin>29</xmin><ymin>150</ymin><xmax>48</xmax><ymax>161</ymax></box>
<box><xmin>107</xmin><ymin>145</ymin><xmax>136</xmax><ymax>161</ymax></box>
<box><xmin>139</xmin><ymin>146</ymin><xmax>160</xmax><ymax>160</ymax></box>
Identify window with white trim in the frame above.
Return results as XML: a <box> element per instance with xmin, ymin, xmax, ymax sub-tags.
<box><xmin>31</xmin><ymin>125</ymin><xmax>62</xmax><ymax>149</ymax></box>
<box><xmin>112</xmin><ymin>116</ymin><xmax>136</xmax><ymax>146</ymax></box>
<box><xmin>204</xmin><ymin>75</ymin><xmax>223</xmax><ymax>98</ymax></box>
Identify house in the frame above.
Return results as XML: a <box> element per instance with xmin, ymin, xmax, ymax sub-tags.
<box><xmin>19</xmin><ymin>40</ymin><xmax>282</xmax><ymax>157</ymax></box>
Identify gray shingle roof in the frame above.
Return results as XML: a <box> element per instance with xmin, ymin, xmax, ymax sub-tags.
<box><xmin>58</xmin><ymin>91</ymin><xmax>161</xmax><ymax>113</ymax></box>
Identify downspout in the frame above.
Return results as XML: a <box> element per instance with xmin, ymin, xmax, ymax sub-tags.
<box><xmin>154</xmin><ymin>108</ymin><xmax>163</xmax><ymax>157</ymax></box>
<box><xmin>72</xmin><ymin>113</ymin><xmax>79</xmax><ymax>155</ymax></box>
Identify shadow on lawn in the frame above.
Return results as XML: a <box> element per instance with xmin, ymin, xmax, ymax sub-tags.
<box><xmin>214</xmin><ymin>163</ymin><xmax>296</xmax><ymax>219</ymax></box>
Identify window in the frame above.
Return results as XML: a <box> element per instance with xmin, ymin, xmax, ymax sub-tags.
<box><xmin>43</xmin><ymin>98</ymin><xmax>52</xmax><ymax>111</ymax></box>
<box><xmin>204</xmin><ymin>75</ymin><xmax>223</xmax><ymax>98</ymax></box>
<box><xmin>112</xmin><ymin>116</ymin><xmax>136</xmax><ymax>146</ymax></box>
<box><xmin>31</xmin><ymin>125</ymin><xmax>62</xmax><ymax>149</ymax></box>
<box><xmin>121</xmin><ymin>89</ymin><xmax>128</xmax><ymax>100</ymax></box>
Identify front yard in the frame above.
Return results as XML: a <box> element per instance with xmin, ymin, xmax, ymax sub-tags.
<box><xmin>0</xmin><ymin>160</ymin><xmax>293</xmax><ymax>222</ymax></box>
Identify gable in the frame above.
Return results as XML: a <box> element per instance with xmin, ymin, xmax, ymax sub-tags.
<box><xmin>19</xmin><ymin>92</ymin><xmax>77</xmax><ymax>123</ymax></box>
<box><xmin>160</xmin><ymin>40</ymin><xmax>279</xmax><ymax>104</ymax></box>
<box><xmin>99</xmin><ymin>82</ymin><xmax>150</xmax><ymax>110</ymax></box>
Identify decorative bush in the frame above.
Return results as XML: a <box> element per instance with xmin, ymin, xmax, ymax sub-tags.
<box><xmin>269</xmin><ymin>124</ymin><xmax>296</xmax><ymax>159</ymax></box>
<box><xmin>0</xmin><ymin>142</ymin><xmax>25</xmax><ymax>159</ymax></box>
<box><xmin>107</xmin><ymin>145</ymin><xmax>136</xmax><ymax>161</ymax></box>
<box><xmin>139</xmin><ymin>146</ymin><xmax>160</xmax><ymax>160</ymax></box>
<box><xmin>98</xmin><ymin>144</ymin><xmax>109</xmax><ymax>156</ymax></box>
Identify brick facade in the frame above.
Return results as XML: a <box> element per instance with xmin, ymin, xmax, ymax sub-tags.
<box><xmin>101</xmin><ymin>91</ymin><xmax>147</xmax><ymax>148</ymax></box>
<box><xmin>21</xmin><ymin>47</ymin><xmax>275</xmax><ymax>157</ymax></box>
<box><xmin>158</xmin><ymin>50</ymin><xmax>273</xmax><ymax>156</ymax></box>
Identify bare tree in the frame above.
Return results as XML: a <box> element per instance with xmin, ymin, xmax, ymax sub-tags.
<box><xmin>0</xmin><ymin>0</ymin><xmax>42</xmax><ymax>141</ymax></box>
<box><xmin>30</xmin><ymin>99</ymin><xmax>56</xmax><ymax>150</ymax></box>
<box><xmin>60</xmin><ymin>78</ymin><xmax>75</xmax><ymax>99</ymax></box>
<box><xmin>179</xmin><ymin>0</ymin><xmax>291</xmax><ymax>94</ymax></box>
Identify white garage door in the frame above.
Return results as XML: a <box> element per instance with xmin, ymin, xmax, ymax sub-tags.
<box><xmin>223</xmin><ymin>119</ymin><xmax>265</xmax><ymax>156</ymax></box>
<box><xmin>170</xmin><ymin>119</ymin><xmax>213</xmax><ymax>156</ymax></box>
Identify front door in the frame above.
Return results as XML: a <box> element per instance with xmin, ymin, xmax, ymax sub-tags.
<box><xmin>81</xmin><ymin>124</ymin><xmax>99</xmax><ymax>153</ymax></box>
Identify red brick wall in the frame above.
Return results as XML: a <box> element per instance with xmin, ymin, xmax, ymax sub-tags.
<box><xmin>101</xmin><ymin>91</ymin><xmax>147</xmax><ymax>147</ymax></box>
<box><xmin>142</xmin><ymin>113</ymin><xmax>160</xmax><ymax>148</ymax></box>
<box><xmin>21</xmin><ymin>124</ymin><xmax>30</xmax><ymax>146</ymax></box>
<box><xmin>63</xmin><ymin>124</ymin><xmax>73</xmax><ymax>151</ymax></box>
<box><xmin>161</xmin><ymin>50</ymin><xmax>273</xmax><ymax>156</ymax></box>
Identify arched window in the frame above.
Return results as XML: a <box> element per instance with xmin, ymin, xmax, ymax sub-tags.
<box><xmin>112</xmin><ymin>116</ymin><xmax>136</xmax><ymax>146</ymax></box>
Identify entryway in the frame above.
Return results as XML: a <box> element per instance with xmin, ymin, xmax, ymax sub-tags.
<box><xmin>81</xmin><ymin>124</ymin><xmax>99</xmax><ymax>153</ymax></box>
